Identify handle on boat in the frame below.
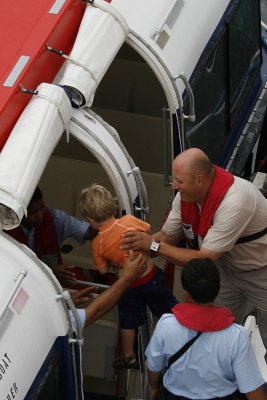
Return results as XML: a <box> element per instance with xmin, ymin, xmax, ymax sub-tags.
<box><xmin>151</xmin><ymin>0</ymin><xmax>184</xmax><ymax>40</ymax></box>
<box><xmin>127</xmin><ymin>167</ymin><xmax>149</xmax><ymax>216</ymax></box>
<box><xmin>74</xmin><ymin>280</ymin><xmax>109</xmax><ymax>290</ymax></box>
<box><xmin>162</xmin><ymin>106</ymin><xmax>172</xmax><ymax>187</ymax></box>
<box><xmin>56</xmin><ymin>290</ymin><xmax>84</xmax><ymax>345</ymax></box>
<box><xmin>174</xmin><ymin>73</ymin><xmax>196</xmax><ymax>123</ymax></box>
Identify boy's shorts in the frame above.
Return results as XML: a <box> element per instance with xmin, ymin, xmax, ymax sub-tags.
<box><xmin>118</xmin><ymin>267</ymin><xmax>178</xmax><ymax>329</ymax></box>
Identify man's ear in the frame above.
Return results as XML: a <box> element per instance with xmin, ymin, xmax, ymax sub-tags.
<box><xmin>197</xmin><ymin>174</ymin><xmax>205</xmax><ymax>185</ymax></box>
<box><xmin>87</xmin><ymin>217</ymin><xmax>96</xmax><ymax>225</ymax></box>
<box><xmin>184</xmin><ymin>289</ymin><xmax>194</xmax><ymax>303</ymax></box>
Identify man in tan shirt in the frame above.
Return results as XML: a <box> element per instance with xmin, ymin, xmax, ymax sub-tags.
<box><xmin>121</xmin><ymin>148</ymin><xmax>267</xmax><ymax>351</ymax></box>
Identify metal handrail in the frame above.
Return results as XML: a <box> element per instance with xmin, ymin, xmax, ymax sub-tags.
<box><xmin>127</xmin><ymin>167</ymin><xmax>149</xmax><ymax>215</ymax></box>
<box><xmin>74</xmin><ymin>280</ymin><xmax>109</xmax><ymax>290</ymax></box>
<box><xmin>151</xmin><ymin>0</ymin><xmax>183</xmax><ymax>40</ymax></box>
<box><xmin>162</xmin><ymin>106</ymin><xmax>172</xmax><ymax>187</ymax></box>
<box><xmin>174</xmin><ymin>73</ymin><xmax>196</xmax><ymax>123</ymax></box>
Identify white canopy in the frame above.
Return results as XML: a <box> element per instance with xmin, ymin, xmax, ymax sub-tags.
<box><xmin>0</xmin><ymin>83</ymin><xmax>72</xmax><ymax>229</ymax></box>
<box><xmin>60</xmin><ymin>0</ymin><xmax>129</xmax><ymax>107</ymax></box>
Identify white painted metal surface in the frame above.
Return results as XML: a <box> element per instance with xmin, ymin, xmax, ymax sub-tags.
<box><xmin>111</xmin><ymin>0</ymin><xmax>231</xmax><ymax>108</ymax></box>
<box><xmin>0</xmin><ymin>232</ymin><xmax>72</xmax><ymax>400</ymax></box>
<box><xmin>69</xmin><ymin>107</ymin><xmax>148</xmax><ymax>217</ymax></box>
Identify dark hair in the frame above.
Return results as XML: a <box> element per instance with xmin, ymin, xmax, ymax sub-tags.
<box><xmin>30</xmin><ymin>186</ymin><xmax>43</xmax><ymax>204</ymax></box>
<box><xmin>181</xmin><ymin>258</ymin><xmax>220</xmax><ymax>303</ymax></box>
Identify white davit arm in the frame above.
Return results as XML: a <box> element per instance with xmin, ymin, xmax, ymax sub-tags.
<box><xmin>0</xmin><ymin>83</ymin><xmax>72</xmax><ymax>229</ymax></box>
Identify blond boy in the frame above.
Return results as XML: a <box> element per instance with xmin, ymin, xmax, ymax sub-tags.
<box><xmin>80</xmin><ymin>184</ymin><xmax>178</xmax><ymax>369</ymax></box>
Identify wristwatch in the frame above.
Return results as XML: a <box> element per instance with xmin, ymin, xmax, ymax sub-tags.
<box><xmin>150</xmin><ymin>239</ymin><xmax>160</xmax><ymax>253</ymax></box>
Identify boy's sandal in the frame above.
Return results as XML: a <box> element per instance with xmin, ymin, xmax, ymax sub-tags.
<box><xmin>113</xmin><ymin>354</ymin><xmax>139</xmax><ymax>370</ymax></box>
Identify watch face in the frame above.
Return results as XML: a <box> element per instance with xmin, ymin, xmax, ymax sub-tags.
<box><xmin>150</xmin><ymin>241</ymin><xmax>160</xmax><ymax>252</ymax></box>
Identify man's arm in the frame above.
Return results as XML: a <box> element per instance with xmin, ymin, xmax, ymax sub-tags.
<box><xmin>156</xmin><ymin>240</ymin><xmax>223</xmax><ymax>265</ymax></box>
<box><xmin>121</xmin><ymin>230</ymin><xmax>223</xmax><ymax>266</ymax></box>
<box><xmin>147</xmin><ymin>369</ymin><xmax>161</xmax><ymax>400</ymax></box>
<box><xmin>152</xmin><ymin>230</ymin><xmax>180</xmax><ymax>246</ymax></box>
<box><xmin>50</xmin><ymin>208</ymin><xmax>91</xmax><ymax>245</ymax></box>
<box><xmin>84</xmin><ymin>251</ymin><xmax>146</xmax><ymax>327</ymax></box>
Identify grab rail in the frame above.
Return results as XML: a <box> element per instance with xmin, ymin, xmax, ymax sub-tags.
<box><xmin>162</xmin><ymin>106</ymin><xmax>172</xmax><ymax>187</ymax></box>
<box><xmin>174</xmin><ymin>73</ymin><xmax>196</xmax><ymax>123</ymax></box>
<box><xmin>74</xmin><ymin>280</ymin><xmax>109</xmax><ymax>290</ymax></box>
<box><xmin>151</xmin><ymin>0</ymin><xmax>184</xmax><ymax>40</ymax></box>
<box><xmin>127</xmin><ymin>167</ymin><xmax>149</xmax><ymax>215</ymax></box>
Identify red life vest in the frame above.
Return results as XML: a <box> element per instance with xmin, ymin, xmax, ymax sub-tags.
<box><xmin>181</xmin><ymin>165</ymin><xmax>234</xmax><ymax>248</ymax></box>
<box><xmin>6</xmin><ymin>206</ymin><xmax>62</xmax><ymax>265</ymax></box>
<box><xmin>172</xmin><ymin>302</ymin><xmax>235</xmax><ymax>332</ymax></box>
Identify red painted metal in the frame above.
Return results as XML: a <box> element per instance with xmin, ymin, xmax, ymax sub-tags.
<box><xmin>0</xmin><ymin>0</ymin><xmax>86</xmax><ymax>151</ymax></box>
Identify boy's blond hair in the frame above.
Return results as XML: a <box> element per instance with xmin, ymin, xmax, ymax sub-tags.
<box><xmin>80</xmin><ymin>184</ymin><xmax>118</xmax><ymax>222</ymax></box>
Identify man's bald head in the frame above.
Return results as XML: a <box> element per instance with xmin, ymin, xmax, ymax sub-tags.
<box><xmin>172</xmin><ymin>148</ymin><xmax>214</xmax><ymax>204</ymax></box>
<box><xmin>173</xmin><ymin>148</ymin><xmax>213</xmax><ymax>179</ymax></box>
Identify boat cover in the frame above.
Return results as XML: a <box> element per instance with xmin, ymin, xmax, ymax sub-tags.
<box><xmin>60</xmin><ymin>0</ymin><xmax>128</xmax><ymax>106</ymax></box>
<box><xmin>0</xmin><ymin>84</ymin><xmax>72</xmax><ymax>229</ymax></box>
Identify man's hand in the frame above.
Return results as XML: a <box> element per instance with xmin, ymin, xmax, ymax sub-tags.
<box><xmin>84</xmin><ymin>225</ymin><xmax>99</xmax><ymax>240</ymax></box>
<box><xmin>51</xmin><ymin>264</ymin><xmax>77</xmax><ymax>285</ymax></box>
<box><xmin>71</xmin><ymin>287</ymin><xmax>99</xmax><ymax>306</ymax></box>
<box><xmin>121</xmin><ymin>250</ymin><xmax>146</xmax><ymax>282</ymax></box>
<box><xmin>120</xmin><ymin>231</ymin><xmax>152</xmax><ymax>252</ymax></box>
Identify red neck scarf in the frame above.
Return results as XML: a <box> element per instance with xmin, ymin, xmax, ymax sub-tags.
<box><xmin>181</xmin><ymin>165</ymin><xmax>234</xmax><ymax>246</ymax></box>
<box><xmin>172</xmin><ymin>302</ymin><xmax>235</xmax><ymax>332</ymax></box>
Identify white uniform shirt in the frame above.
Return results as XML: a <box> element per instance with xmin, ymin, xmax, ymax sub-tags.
<box><xmin>145</xmin><ymin>314</ymin><xmax>264</xmax><ymax>398</ymax></box>
<box><xmin>69</xmin><ymin>308</ymin><xmax>86</xmax><ymax>330</ymax></box>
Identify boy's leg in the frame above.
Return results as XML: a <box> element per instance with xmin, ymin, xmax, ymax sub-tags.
<box><xmin>114</xmin><ymin>286</ymin><xmax>147</xmax><ymax>369</ymax></box>
<box><xmin>145</xmin><ymin>267</ymin><xmax>178</xmax><ymax>317</ymax></box>
<box><xmin>121</xmin><ymin>328</ymin><xmax>136</xmax><ymax>361</ymax></box>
